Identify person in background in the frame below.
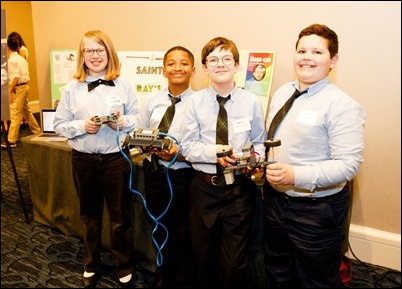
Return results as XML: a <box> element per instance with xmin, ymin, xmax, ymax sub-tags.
<box><xmin>263</xmin><ymin>23</ymin><xmax>366</xmax><ymax>288</ymax></box>
<box><xmin>1</xmin><ymin>32</ymin><xmax>40</xmax><ymax>149</ymax></box>
<box><xmin>180</xmin><ymin>36</ymin><xmax>266</xmax><ymax>288</ymax></box>
<box><xmin>3</xmin><ymin>32</ymin><xmax>29</xmax><ymax>132</ymax></box>
<box><xmin>53</xmin><ymin>30</ymin><xmax>139</xmax><ymax>288</ymax></box>
<box><xmin>138</xmin><ymin>46</ymin><xmax>196</xmax><ymax>288</ymax></box>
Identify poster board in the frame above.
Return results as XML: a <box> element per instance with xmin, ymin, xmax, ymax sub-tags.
<box><xmin>50</xmin><ymin>50</ymin><xmax>167</xmax><ymax>110</ymax></box>
<box><xmin>49</xmin><ymin>49</ymin><xmax>77</xmax><ymax>108</ymax></box>
<box><xmin>118</xmin><ymin>51</ymin><xmax>167</xmax><ymax>109</ymax></box>
<box><xmin>234</xmin><ymin>50</ymin><xmax>277</xmax><ymax>118</ymax></box>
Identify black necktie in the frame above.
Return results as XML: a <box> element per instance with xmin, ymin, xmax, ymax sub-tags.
<box><xmin>216</xmin><ymin>95</ymin><xmax>230</xmax><ymax>186</ymax></box>
<box><xmin>158</xmin><ymin>95</ymin><xmax>181</xmax><ymax>133</ymax></box>
<box><xmin>87</xmin><ymin>79</ymin><xmax>115</xmax><ymax>92</ymax></box>
<box><xmin>265</xmin><ymin>88</ymin><xmax>307</xmax><ymax>159</ymax></box>
<box><xmin>149</xmin><ymin>95</ymin><xmax>181</xmax><ymax>173</ymax></box>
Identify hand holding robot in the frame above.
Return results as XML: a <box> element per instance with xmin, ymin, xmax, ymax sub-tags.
<box><xmin>216</xmin><ymin>139</ymin><xmax>281</xmax><ymax>185</ymax></box>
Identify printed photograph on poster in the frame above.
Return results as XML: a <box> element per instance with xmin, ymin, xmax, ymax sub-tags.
<box><xmin>118</xmin><ymin>51</ymin><xmax>167</xmax><ymax>109</ymax></box>
<box><xmin>243</xmin><ymin>52</ymin><xmax>276</xmax><ymax>97</ymax></box>
<box><xmin>51</xmin><ymin>50</ymin><xmax>77</xmax><ymax>84</ymax></box>
<box><xmin>234</xmin><ymin>51</ymin><xmax>276</xmax><ymax>97</ymax></box>
<box><xmin>234</xmin><ymin>50</ymin><xmax>276</xmax><ymax>118</ymax></box>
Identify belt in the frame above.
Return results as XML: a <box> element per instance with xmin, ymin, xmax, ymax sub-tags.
<box><xmin>265</xmin><ymin>182</ymin><xmax>344</xmax><ymax>203</ymax></box>
<box><xmin>278</xmin><ymin>192</ymin><xmax>340</xmax><ymax>203</ymax></box>
<box><xmin>196</xmin><ymin>171</ymin><xmax>247</xmax><ymax>187</ymax></box>
<box><xmin>16</xmin><ymin>82</ymin><xmax>28</xmax><ymax>87</ymax></box>
<box><xmin>72</xmin><ymin>149</ymin><xmax>127</xmax><ymax>158</ymax></box>
<box><xmin>196</xmin><ymin>171</ymin><xmax>220</xmax><ymax>186</ymax></box>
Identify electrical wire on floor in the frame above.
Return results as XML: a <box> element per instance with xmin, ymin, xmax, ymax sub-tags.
<box><xmin>347</xmin><ymin>242</ymin><xmax>401</xmax><ymax>288</ymax></box>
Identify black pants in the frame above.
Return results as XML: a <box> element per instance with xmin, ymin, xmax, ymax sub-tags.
<box><xmin>262</xmin><ymin>182</ymin><xmax>350</xmax><ymax>288</ymax></box>
<box><xmin>143</xmin><ymin>158</ymin><xmax>196</xmax><ymax>287</ymax></box>
<box><xmin>190</xmin><ymin>174</ymin><xmax>256</xmax><ymax>288</ymax></box>
<box><xmin>72</xmin><ymin>149</ymin><xmax>135</xmax><ymax>278</ymax></box>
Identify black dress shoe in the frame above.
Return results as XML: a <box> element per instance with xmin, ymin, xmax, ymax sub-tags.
<box><xmin>82</xmin><ymin>274</ymin><xmax>96</xmax><ymax>288</ymax></box>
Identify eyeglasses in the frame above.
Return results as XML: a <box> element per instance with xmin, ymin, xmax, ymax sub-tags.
<box><xmin>83</xmin><ymin>48</ymin><xmax>107</xmax><ymax>57</ymax></box>
<box><xmin>206</xmin><ymin>56</ymin><xmax>234</xmax><ymax>67</ymax></box>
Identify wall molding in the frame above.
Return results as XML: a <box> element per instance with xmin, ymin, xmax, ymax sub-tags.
<box><xmin>347</xmin><ymin>224</ymin><xmax>401</xmax><ymax>271</ymax></box>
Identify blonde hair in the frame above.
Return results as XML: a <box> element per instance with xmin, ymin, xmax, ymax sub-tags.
<box><xmin>74</xmin><ymin>30</ymin><xmax>120</xmax><ymax>82</ymax></box>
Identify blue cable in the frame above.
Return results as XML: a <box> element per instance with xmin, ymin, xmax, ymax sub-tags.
<box><xmin>149</xmin><ymin>132</ymin><xmax>180</xmax><ymax>266</ymax></box>
<box><xmin>113</xmin><ymin>120</ymin><xmax>179</xmax><ymax>267</ymax></box>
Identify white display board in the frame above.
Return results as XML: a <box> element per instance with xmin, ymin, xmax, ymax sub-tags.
<box><xmin>118</xmin><ymin>51</ymin><xmax>167</xmax><ymax>110</ymax></box>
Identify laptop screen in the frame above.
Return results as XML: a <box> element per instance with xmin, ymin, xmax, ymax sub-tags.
<box><xmin>41</xmin><ymin>109</ymin><xmax>56</xmax><ymax>133</ymax></box>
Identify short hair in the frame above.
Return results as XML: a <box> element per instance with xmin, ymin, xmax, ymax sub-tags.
<box><xmin>164</xmin><ymin>46</ymin><xmax>195</xmax><ymax>67</ymax></box>
<box><xmin>74</xmin><ymin>30</ymin><xmax>120</xmax><ymax>82</ymax></box>
<box><xmin>7</xmin><ymin>33</ymin><xmax>21</xmax><ymax>52</ymax></box>
<box><xmin>296</xmin><ymin>24</ymin><xmax>339</xmax><ymax>58</ymax></box>
<box><xmin>201</xmin><ymin>37</ymin><xmax>239</xmax><ymax>65</ymax></box>
<box><xmin>8</xmin><ymin>31</ymin><xmax>26</xmax><ymax>47</ymax></box>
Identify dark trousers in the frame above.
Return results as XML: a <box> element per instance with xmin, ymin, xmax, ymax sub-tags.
<box><xmin>190</xmin><ymin>174</ymin><xmax>256</xmax><ymax>288</ymax></box>
<box><xmin>143</xmin><ymin>159</ymin><xmax>196</xmax><ymax>287</ymax></box>
<box><xmin>72</xmin><ymin>149</ymin><xmax>135</xmax><ymax>278</ymax></box>
<box><xmin>262</xmin><ymin>182</ymin><xmax>350</xmax><ymax>288</ymax></box>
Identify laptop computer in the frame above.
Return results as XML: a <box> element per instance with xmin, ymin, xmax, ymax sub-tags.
<box><xmin>31</xmin><ymin>108</ymin><xmax>68</xmax><ymax>141</ymax></box>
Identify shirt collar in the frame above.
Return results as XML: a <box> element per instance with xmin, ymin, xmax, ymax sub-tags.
<box><xmin>167</xmin><ymin>86</ymin><xmax>194</xmax><ymax>101</ymax></box>
<box><xmin>208</xmin><ymin>85</ymin><xmax>238</xmax><ymax>102</ymax></box>
<box><xmin>293</xmin><ymin>76</ymin><xmax>331</xmax><ymax>97</ymax></box>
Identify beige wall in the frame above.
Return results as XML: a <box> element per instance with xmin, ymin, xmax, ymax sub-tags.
<box><xmin>2</xmin><ymin>1</ymin><xmax>401</xmax><ymax>235</ymax></box>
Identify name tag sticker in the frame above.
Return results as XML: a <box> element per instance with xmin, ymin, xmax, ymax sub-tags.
<box><xmin>106</xmin><ymin>95</ymin><xmax>122</xmax><ymax>107</ymax></box>
<box><xmin>151</xmin><ymin>108</ymin><xmax>165</xmax><ymax>122</ymax></box>
<box><xmin>296</xmin><ymin>110</ymin><xmax>317</xmax><ymax>125</ymax></box>
<box><xmin>233</xmin><ymin>118</ymin><xmax>251</xmax><ymax>133</ymax></box>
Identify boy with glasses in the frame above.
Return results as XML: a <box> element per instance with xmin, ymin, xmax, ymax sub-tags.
<box><xmin>180</xmin><ymin>37</ymin><xmax>266</xmax><ymax>288</ymax></box>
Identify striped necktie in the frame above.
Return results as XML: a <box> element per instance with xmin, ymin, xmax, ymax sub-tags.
<box><xmin>216</xmin><ymin>95</ymin><xmax>230</xmax><ymax>145</ymax></box>
<box><xmin>149</xmin><ymin>94</ymin><xmax>181</xmax><ymax>172</ymax></box>
<box><xmin>216</xmin><ymin>94</ymin><xmax>230</xmax><ymax>187</ymax></box>
<box><xmin>158</xmin><ymin>95</ymin><xmax>181</xmax><ymax>133</ymax></box>
<box><xmin>265</xmin><ymin>88</ymin><xmax>307</xmax><ymax>159</ymax></box>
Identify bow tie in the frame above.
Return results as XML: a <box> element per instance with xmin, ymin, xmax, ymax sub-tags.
<box><xmin>87</xmin><ymin>79</ymin><xmax>115</xmax><ymax>92</ymax></box>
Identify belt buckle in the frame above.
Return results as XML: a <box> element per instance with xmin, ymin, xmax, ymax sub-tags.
<box><xmin>210</xmin><ymin>175</ymin><xmax>219</xmax><ymax>186</ymax></box>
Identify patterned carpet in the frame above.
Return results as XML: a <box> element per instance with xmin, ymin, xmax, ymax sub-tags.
<box><xmin>1</xmin><ymin>120</ymin><xmax>401</xmax><ymax>288</ymax></box>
